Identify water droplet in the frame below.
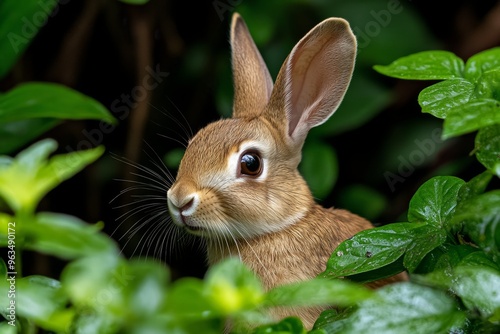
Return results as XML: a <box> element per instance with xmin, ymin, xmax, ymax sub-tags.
<box><xmin>337</xmin><ymin>251</ymin><xmax>344</xmax><ymax>257</ymax></box>
<box><xmin>365</xmin><ymin>251</ymin><xmax>373</xmax><ymax>258</ymax></box>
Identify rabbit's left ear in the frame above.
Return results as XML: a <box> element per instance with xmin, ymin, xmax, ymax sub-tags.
<box><xmin>230</xmin><ymin>13</ymin><xmax>273</xmax><ymax>119</ymax></box>
<box><xmin>267</xmin><ymin>18</ymin><xmax>357</xmax><ymax>144</ymax></box>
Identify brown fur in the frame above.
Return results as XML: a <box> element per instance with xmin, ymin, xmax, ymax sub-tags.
<box><xmin>167</xmin><ymin>13</ymin><xmax>406</xmax><ymax>330</ymax></box>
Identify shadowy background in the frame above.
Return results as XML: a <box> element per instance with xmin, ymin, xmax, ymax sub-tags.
<box><xmin>3</xmin><ymin>0</ymin><xmax>499</xmax><ymax>280</ymax></box>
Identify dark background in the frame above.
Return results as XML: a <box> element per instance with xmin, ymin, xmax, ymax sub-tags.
<box><xmin>3</xmin><ymin>0</ymin><xmax>499</xmax><ymax>279</ymax></box>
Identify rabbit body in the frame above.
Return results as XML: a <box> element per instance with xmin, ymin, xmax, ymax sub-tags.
<box><xmin>167</xmin><ymin>13</ymin><xmax>405</xmax><ymax>329</ymax></box>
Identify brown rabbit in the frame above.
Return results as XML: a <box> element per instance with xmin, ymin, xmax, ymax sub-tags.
<box><xmin>167</xmin><ymin>13</ymin><xmax>404</xmax><ymax>328</ymax></box>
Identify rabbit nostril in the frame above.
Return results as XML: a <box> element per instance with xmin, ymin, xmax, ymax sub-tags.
<box><xmin>180</xmin><ymin>197</ymin><xmax>194</xmax><ymax>213</ymax></box>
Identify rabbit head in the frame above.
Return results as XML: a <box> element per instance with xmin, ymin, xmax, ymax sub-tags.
<box><xmin>167</xmin><ymin>13</ymin><xmax>356</xmax><ymax>240</ymax></box>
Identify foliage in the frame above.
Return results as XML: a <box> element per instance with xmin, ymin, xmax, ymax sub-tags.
<box><xmin>0</xmin><ymin>1</ymin><xmax>499</xmax><ymax>333</ymax></box>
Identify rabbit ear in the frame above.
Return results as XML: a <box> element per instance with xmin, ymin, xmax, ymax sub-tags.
<box><xmin>230</xmin><ymin>13</ymin><xmax>273</xmax><ymax>119</ymax></box>
<box><xmin>267</xmin><ymin>18</ymin><xmax>356</xmax><ymax>144</ymax></box>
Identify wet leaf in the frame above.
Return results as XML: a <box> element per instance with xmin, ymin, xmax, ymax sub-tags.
<box><xmin>407</xmin><ymin>176</ymin><xmax>465</xmax><ymax>227</ymax></box>
<box><xmin>322</xmin><ymin>223</ymin><xmax>445</xmax><ymax>277</ymax></box>
<box><xmin>473</xmin><ymin>69</ymin><xmax>500</xmax><ymax>101</ymax></box>
<box><xmin>452</xmin><ymin>190</ymin><xmax>500</xmax><ymax>261</ymax></box>
<box><xmin>475</xmin><ymin>125</ymin><xmax>500</xmax><ymax>177</ymax></box>
<box><xmin>418</xmin><ymin>79</ymin><xmax>474</xmax><ymax>119</ymax></box>
<box><xmin>414</xmin><ymin>244</ymin><xmax>478</xmax><ymax>274</ymax></box>
<box><xmin>374</xmin><ymin>51</ymin><xmax>464</xmax><ymax>80</ymax></box>
<box><xmin>457</xmin><ymin>171</ymin><xmax>494</xmax><ymax>204</ymax></box>
<box><xmin>327</xmin><ymin>283</ymin><xmax>465</xmax><ymax>334</ymax></box>
<box><xmin>422</xmin><ymin>266</ymin><xmax>500</xmax><ymax>318</ymax></box>
<box><xmin>443</xmin><ymin>99</ymin><xmax>500</xmax><ymax>139</ymax></box>
<box><xmin>465</xmin><ymin>47</ymin><xmax>500</xmax><ymax>83</ymax></box>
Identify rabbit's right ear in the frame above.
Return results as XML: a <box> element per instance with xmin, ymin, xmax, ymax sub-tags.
<box><xmin>266</xmin><ymin>18</ymin><xmax>357</xmax><ymax>146</ymax></box>
<box><xmin>230</xmin><ymin>13</ymin><xmax>273</xmax><ymax>119</ymax></box>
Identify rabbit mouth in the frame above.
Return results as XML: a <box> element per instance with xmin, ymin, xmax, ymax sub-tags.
<box><xmin>181</xmin><ymin>215</ymin><xmax>205</xmax><ymax>233</ymax></box>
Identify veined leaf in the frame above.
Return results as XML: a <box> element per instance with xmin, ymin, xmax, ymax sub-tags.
<box><xmin>322</xmin><ymin>223</ymin><xmax>445</xmax><ymax>277</ymax></box>
<box><xmin>464</xmin><ymin>47</ymin><xmax>500</xmax><ymax>83</ymax></box>
<box><xmin>320</xmin><ymin>283</ymin><xmax>465</xmax><ymax>334</ymax></box>
<box><xmin>443</xmin><ymin>99</ymin><xmax>500</xmax><ymax>139</ymax></box>
<box><xmin>374</xmin><ymin>51</ymin><xmax>464</xmax><ymax>80</ymax></box>
<box><xmin>475</xmin><ymin>125</ymin><xmax>500</xmax><ymax>177</ymax></box>
<box><xmin>418</xmin><ymin>79</ymin><xmax>474</xmax><ymax>119</ymax></box>
<box><xmin>407</xmin><ymin>176</ymin><xmax>465</xmax><ymax>227</ymax></box>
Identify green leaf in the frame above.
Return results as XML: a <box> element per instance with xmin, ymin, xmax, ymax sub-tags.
<box><xmin>23</xmin><ymin>212</ymin><xmax>117</xmax><ymax>259</ymax></box>
<box><xmin>0</xmin><ymin>0</ymin><xmax>59</xmax><ymax>79</ymax></box>
<box><xmin>327</xmin><ymin>283</ymin><xmax>465</xmax><ymax>334</ymax></box>
<box><xmin>123</xmin><ymin>260</ymin><xmax>169</xmax><ymax>314</ymax></box>
<box><xmin>14</xmin><ymin>276</ymin><xmax>73</xmax><ymax>332</ymax></box>
<box><xmin>452</xmin><ymin>190</ymin><xmax>500</xmax><ymax>261</ymax></box>
<box><xmin>0</xmin><ymin>139</ymin><xmax>104</xmax><ymax>212</ymax></box>
<box><xmin>465</xmin><ymin>47</ymin><xmax>500</xmax><ymax>83</ymax></box>
<box><xmin>168</xmin><ymin>278</ymin><xmax>214</xmax><ymax>318</ymax></box>
<box><xmin>451</xmin><ymin>266</ymin><xmax>500</xmax><ymax>319</ymax></box>
<box><xmin>321</xmin><ymin>223</ymin><xmax>445</xmax><ymax>278</ymax></box>
<box><xmin>414</xmin><ymin>244</ymin><xmax>478</xmax><ymax>274</ymax></box>
<box><xmin>473</xmin><ymin>69</ymin><xmax>500</xmax><ymax>101</ymax></box>
<box><xmin>417</xmin><ymin>79</ymin><xmax>474</xmax><ymax>119</ymax></box>
<box><xmin>61</xmin><ymin>252</ymin><xmax>122</xmax><ymax>309</ymax></box>
<box><xmin>0</xmin><ymin>323</ymin><xmax>16</xmax><ymax>334</ymax></box>
<box><xmin>265</xmin><ymin>278</ymin><xmax>373</xmax><ymax>308</ymax></box>
<box><xmin>0</xmin><ymin>118</ymin><xmax>59</xmax><ymax>155</ymax></box>
<box><xmin>458</xmin><ymin>251</ymin><xmax>500</xmax><ymax>271</ymax></box>
<box><xmin>457</xmin><ymin>171</ymin><xmax>494</xmax><ymax>204</ymax></box>
<box><xmin>475</xmin><ymin>125</ymin><xmax>500</xmax><ymax>177</ymax></box>
<box><xmin>0</xmin><ymin>82</ymin><xmax>116</xmax><ymax>124</ymax></box>
<box><xmin>422</xmin><ymin>266</ymin><xmax>500</xmax><ymax>318</ymax></box>
<box><xmin>443</xmin><ymin>99</ymin><xmax>500</xmax><ymax>139</ymax></box>
<box><xmin>299</xmin><ymin>140</ymin><xmax>338</xmax><ymax>199</ymax></box>
<box><xmin>204</xmin><ymin>258</ymin><xmax>264</xmax><ymax>315</ymax></box>
<box><xmin>374</xmin><ymin>51</ymin><xmax>464</xmax><ymax>80</ymax></box>
<box><xmin>407</xmin><ymin>176</ymin><xmax>465</xmax><ymax>227</ymax></box>
<box><xmin>0</xmin><ymin>258</ymin><xmax>6</xmax><ymax>278</ymax></box>
<box><xmin>70</xmin><ymin>313</ymin><xmax>119</xmax><ymax>334</ymax></box>
<box><xmin>253</xmin><ymin>317</ymin><xmax>306</xmax><ymax>334</ymax></box>
<box><xmin>313</xmin><ymin>308</ymin><xmax>354</xmax><ymax>332</ymax></box>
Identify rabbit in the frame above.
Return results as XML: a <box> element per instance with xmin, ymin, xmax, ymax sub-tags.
<box><xmin>167</xmin><ymin>13</ymin><xmax>405</xmax><ymax>329</ymax></box>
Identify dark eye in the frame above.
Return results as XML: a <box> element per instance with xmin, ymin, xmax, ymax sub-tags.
<box><xmin>240</xmin><ymin>152</ymin><xmax>262</xmax><ymax>176</ymax></box>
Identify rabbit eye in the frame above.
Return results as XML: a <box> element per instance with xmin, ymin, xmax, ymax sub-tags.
<box><xmin>240</xmin><ymin>152</ymin><xmax>262</xmax><ymax>176</ymax></box>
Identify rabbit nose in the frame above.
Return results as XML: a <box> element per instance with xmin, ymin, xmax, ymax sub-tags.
<box><xmin>167</xmin><ymin>191</ymin><xmax>199</xmax><ymax>216</ymax></box>
<box><xmin>180</xmin><ymin>197</ymin><xmax>194</xmax><ymax>212</ymax></box>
